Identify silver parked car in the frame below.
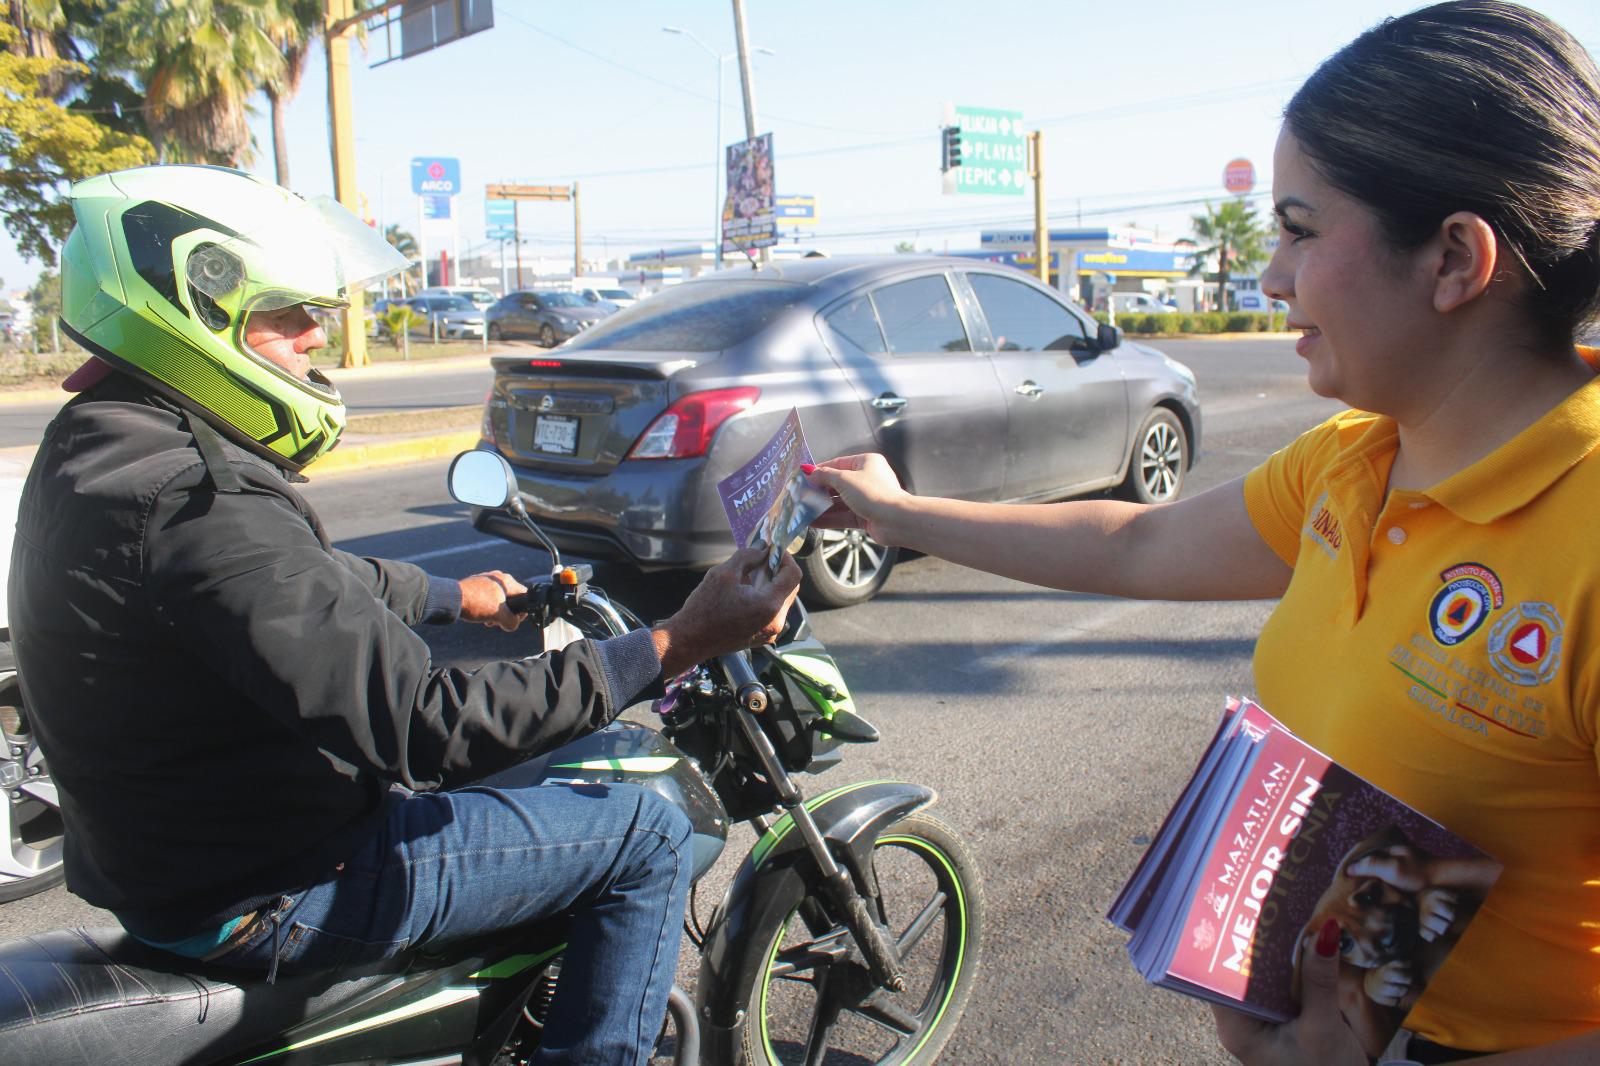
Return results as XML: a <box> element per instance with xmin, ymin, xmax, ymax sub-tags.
<box><xmin>409</xmin><ymin>295</ymin><xmax>486</xmax><ymax>339</ymax></box>
<box><xmin>471</xmin><ymin>256</ymin><xmax>1201</xmax><ymax>607</ymax></box>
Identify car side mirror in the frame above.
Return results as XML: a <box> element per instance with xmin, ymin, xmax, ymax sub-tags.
<box><xmin>1096</xmin><ymin>322</ymin><xmax>1122</xmax><ymax>351</ymax></box>
<box><xmin>447</xmin><ymin>450</ymin><xmax>517</xmax><ymax>509</ymax></box>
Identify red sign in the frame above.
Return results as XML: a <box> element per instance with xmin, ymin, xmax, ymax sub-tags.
<box><xmin>428</xmin><ymin>161</ymin><xmax>445</xmax><ymax>180</ymax></box>
<box><xmin>1223</xmin><ymin>158</ymin><xmax>1255</xmax><ymax>195</ymax></box>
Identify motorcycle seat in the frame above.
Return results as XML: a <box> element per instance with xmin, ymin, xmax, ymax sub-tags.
<box><xmin>0</xmin><ymin>925</ymin><xmax>408</xmax><ymax>1064</ymax></box>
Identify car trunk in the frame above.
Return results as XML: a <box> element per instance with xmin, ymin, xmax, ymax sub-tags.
<box><xmin>487</xmin><ymin>351</ymin><xmax>704</xmax><ymax>476</ymax></box>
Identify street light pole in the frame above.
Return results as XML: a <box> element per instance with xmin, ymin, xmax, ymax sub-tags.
<box><xmin>664</xmin><ymin>26</ymin><xmax>727</xmax><ymax>270</ymax></box>
<box><xmin>664</xmin><ymin>27</ymin><xmax>775</xmax><ymax>273</ymax></box>
<box><xmin>714</xmin><ymin>55</ymin><xmax>724</xmax><ymax>269</ymax></box>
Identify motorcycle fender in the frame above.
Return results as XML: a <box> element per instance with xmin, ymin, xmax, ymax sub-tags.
<box><xmin>695</xmin><ymin>780</ymin><xmax>935</xmax><ymax>1034</ymax></box>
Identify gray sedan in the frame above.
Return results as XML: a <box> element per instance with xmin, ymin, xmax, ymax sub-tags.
<box><xmin>471</xmin><ymin>255</ymin><xmax>1201</xmax><ymax>608</ymax></box>
<box><xmin>485</xmin><ymin>290</ymin><xmax>612</xmax><ymax>348</ymax></box>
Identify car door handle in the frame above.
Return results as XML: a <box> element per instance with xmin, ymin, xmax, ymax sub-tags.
<box><xmin>1014</xmin><ymin>381</ymin><xmax>1044</xmax><ymax>398</ymax></box>
<box><xmin>870</xmin><ymin>394</ymin><xmax>907</xmax><ymax>413</ymax></box>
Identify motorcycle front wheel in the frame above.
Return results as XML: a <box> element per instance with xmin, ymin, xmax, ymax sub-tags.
<box><xmin>730</xmin><ymin>812</ymin><xmax>983</xmax><ymax>1065</ymax></box>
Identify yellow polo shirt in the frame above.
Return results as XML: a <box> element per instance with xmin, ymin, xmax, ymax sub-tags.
<box><xmin>1244</xmin><ymin>368</ymin><xmax>1600</xmax><ymax>1051</ymax></box>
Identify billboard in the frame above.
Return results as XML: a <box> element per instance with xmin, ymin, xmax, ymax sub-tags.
<box><xmin>369</xmin><ymin>0</ymin><xmax>494</xmax><ymax>66</ymax></box>
<box><xmin>722</xmin><ymin>133</ymin><xmax>776</xmax><ymax>254</ymax></box>
<box><xmin>775</xmin><ymin>194</ymin><xmax>816</xmax><ymax>224</ymax></box>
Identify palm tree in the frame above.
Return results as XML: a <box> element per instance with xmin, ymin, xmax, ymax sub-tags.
<box><xmin>1186</xmin><ymin>200</ymin><xmax>1270</xmax><ymax>312</ymax></box>
<box><xmin>263</xmin><ymin>0</ymin><xmax>320</xmax><ymax>186</ymax></box>
<box><xmin>98</xmin><ymin>0</ymin><xmax>284</xmax><ymax>166</ymax></box>
<box><xmin>384</xmin><ymin>224</ymin><xmax>419</xmax><ymax>295</ymax></box>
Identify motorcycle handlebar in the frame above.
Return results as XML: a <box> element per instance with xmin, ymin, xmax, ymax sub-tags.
<box><xmin>500</xmin><ymin>576</ymin><xmax>766</xmax><ymax>710</ymax></box>
<box><xmin>717</xmin><ymin>651</ymin><xmax>769</xmax><ymax>714</ymax></box>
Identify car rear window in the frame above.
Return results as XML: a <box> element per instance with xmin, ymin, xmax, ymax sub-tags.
<box><xmin>564</xmin><ymin>281</ymin><xmax>809</xmax><ymax>353</ymax></box>
<box><xmin>820</xmin><ymin>294</ymin><xmax>886</xmax><ymax>356</ymax></box>
<box><xmin>871</xmin><ymin>275</ymin><xmax>970</xmax><ymax>354</ymax></box>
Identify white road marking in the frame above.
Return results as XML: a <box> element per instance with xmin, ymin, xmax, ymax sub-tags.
<box><xmin>954</xmin><ymin>599</ymin><xmax>1149</xmax><ymax>674</ymax></box>
<box><xmin>397</xmin><ymin>538</ymin><xmax>528</xmax><ymax>564</ymax></box>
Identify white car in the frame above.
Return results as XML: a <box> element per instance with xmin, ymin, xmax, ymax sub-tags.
<box><xmin>416</xmin><ymin>286</ymin><xmax>497</xmax><ymax>310</ymax></box>
<box><xmin>578</xmin><ymin>287</ymin><xmax>637</xmax><ymax>311</ymax></box>
<box><xmin>1235</xmin><ymin>292</ymin><xmax>1288</xmax><ymax>313</ymax></box>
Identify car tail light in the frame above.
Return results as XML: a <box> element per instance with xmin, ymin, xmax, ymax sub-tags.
<box><xmin>481</xmin><ymin>388</ymin><xmax>498</xmax><ymax>442</ymax></box>
<box><xmin>627</xmin><ymin>387</ymin><xmax>759</xmax><ymax>460</ymax></box>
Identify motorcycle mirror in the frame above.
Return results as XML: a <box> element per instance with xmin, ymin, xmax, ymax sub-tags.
<box><xmin>447</xmin><ymin>450</ymin><xmax>517</xmax><ymax>509</ymax></box>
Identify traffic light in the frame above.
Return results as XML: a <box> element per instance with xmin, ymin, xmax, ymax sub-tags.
<box><xmin>940</xmin><ymin>125</ymin><xmax>963</xmax><ymax>172</ymax></box>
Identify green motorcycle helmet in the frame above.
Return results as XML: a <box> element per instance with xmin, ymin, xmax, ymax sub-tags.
<box><xmin>58</xmin><ymin>165</ymin><xmax>407</xmax><ymax>471</ymax></box>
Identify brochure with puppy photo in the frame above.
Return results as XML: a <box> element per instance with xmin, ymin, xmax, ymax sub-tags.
<box><xmin>1108</xmin><ymin>698</ymin><xmax>1502</xmax><ymax>1057</ymax></box>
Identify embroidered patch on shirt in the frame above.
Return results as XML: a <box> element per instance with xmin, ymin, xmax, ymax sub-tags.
<box><xmin>1302</xmin><ymin>492</ymin><xmax>1342</xmax><ymax>560</ymax></box>
<box><xmin>1487</xmin><ymin>602</ymin><xmax>1563</xmax><ymax>688</ymax></box>
<box><xmin>1429</xmin><ymin>563</ymin><xmax>1504</xmax><ymax>647</ymax></box>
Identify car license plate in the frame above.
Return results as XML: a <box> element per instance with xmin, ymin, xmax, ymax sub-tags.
<box><xmin>533</xmin><ymin>414</ymin><xmax>578</xmax><ymax>456</ymax></box>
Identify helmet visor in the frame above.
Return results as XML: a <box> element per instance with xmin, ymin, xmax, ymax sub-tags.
<box><xmin>187</xmin><ymin>195</ymin><xmax>408</xmax><ymax>311</ymax></box>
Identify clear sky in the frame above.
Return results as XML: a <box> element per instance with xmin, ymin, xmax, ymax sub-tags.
<box><xmin>4</xmin><ymin>0</ymin><xmax>1598</xmax><ymax>293</ymax></box>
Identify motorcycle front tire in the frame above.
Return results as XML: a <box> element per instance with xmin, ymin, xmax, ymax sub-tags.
<box><xmin>720</xmin><ymin>812</ymin><xmax>983</xmax><ymax>1066</ymax></box>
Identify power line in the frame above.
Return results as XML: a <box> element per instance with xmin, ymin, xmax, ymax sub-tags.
<box><xmin>489</xmin><ymin>8</ymin><xmax>911</xmax><ymax>137</ymax></box>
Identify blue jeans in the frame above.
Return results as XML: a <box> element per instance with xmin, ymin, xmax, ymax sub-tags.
<box><xmin>211</xmin><ymin>782</ymin><xmax>692</xmax><ymax>1065</ymax></box>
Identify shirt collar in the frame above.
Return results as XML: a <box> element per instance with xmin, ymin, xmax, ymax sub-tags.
<box><xmin>1429</xmin><ymin>371</ymin><xmax>1600</xmax><ymax>522</ymax></box>
<box><xmin>1322</xmin><ymin>347</ymin><xmax>1600</xmax><ymax>526</ymax></box>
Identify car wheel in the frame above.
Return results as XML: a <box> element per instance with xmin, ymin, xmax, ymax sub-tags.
<box><xmin>1115</xmin><ymin>407</ymin><xmax>1187</xmax><ymax>504</ymax></box>
<box><xmin>799</xmin><ymin>529</ymin><xmax>898</xmax><ymax>609</ymax></box>
<box><xmin>488</xmin><ymin>323</ymin><xmax>503</xmax><ymax>342</ymax></box>
<box><xmin>539</xmin><ymin>324</ymin><xmax>557</xmax><ymax>348</ymax></box>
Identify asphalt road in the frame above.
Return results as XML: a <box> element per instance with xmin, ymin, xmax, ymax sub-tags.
<box><xmin>0</xmin><ymin>337</ymin><xmax>1343</xmax><ymax>1064</ymax></box>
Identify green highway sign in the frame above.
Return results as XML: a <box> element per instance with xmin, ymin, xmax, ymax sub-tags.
<box><xmin>943</xmin><ymin>104</ymin><xmax>1026</xmax><ymax>197</ymax></box>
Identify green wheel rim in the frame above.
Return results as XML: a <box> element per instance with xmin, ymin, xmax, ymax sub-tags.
<box><xmin>756</xmin><ymin>833</ymin><xmax>969</xmax><ymax>1064</ymax></box>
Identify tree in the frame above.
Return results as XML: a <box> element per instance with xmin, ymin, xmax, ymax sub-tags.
<box><xmin>97</xmin><ymin>0</ymin><xmax>285</xmax><ymax>166</ymax></box>
<box><xmin>6</xmin><ymin>1</ymin><xmax>148</xmax><ymax>141</ymax></box>
<box><xmin>28</xmin><ymin>267</ymin><xmax>60</xmax><ymax>320</ymax></box>
<box><xmin>1186</xmin><ymin>200</ymin><xmax>1270</xmax><ymax>311</ymax></box>
<box><xmin>263</xmin><ymin>0</ymin><xmax>320</xmax><ymax>187</ymax></box>
<box><xmin>384</xmin><ymin>224</ymin><xmax>420</xmax><ymax>295</ymax></box>
<box><xmin>0</xmin><ymin>21</ymin><xmax>153</xmax><ymax>266</ymax></box>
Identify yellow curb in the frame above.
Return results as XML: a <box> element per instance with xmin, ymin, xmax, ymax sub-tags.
<box><xmin>310</xmin><ymin>429</ymin><xmax>482</xmax><ymax>478</ymax></box>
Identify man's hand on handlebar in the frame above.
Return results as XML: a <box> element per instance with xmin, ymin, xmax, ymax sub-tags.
<box><xmin>459</xmin><ymin>570</ymin><xmax>529</xmax><ymax>632</ymax></box>
<box><xmin>652</xmin><ymin>544</ymin><xmax>802</xmax><ymax>678</ymax></box>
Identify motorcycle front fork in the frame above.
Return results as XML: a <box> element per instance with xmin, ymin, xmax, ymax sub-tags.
<box><xmin>729</xmin><ymin>705</ymin><xmax>906</xmax><ymax>992</ymax></box>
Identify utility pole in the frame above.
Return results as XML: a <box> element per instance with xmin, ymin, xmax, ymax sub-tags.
<box><xmin>514</xmin><ymin>201</ymin><xmax>523</xmax><ymax>290</ymax></box>
<box><xmin>573</xmin><ymin>181</ymin><xmax>583</xmax><ymax>277</ymax></box>
<box><xmin>729</xmin><ymin>0</ymin><xmax>768</xmax><ymax>264</ymax></box>
<box><xmin>1029</xmin><ymin>130</ymin><xmax>1049</xmax><ymax>287</ymax></box>
<box><xmin>324</xmin><ymin>0</ymin><xmax>369</xmax><ymax>367</ymax></box>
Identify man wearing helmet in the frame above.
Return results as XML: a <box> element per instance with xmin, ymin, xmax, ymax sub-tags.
<box><xmin>8</xmin><ymin>165</ymin><xmax>800</xmax><ymax>1065</ymax></box>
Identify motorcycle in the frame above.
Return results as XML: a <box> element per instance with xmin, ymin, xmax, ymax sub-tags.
<box><xmin>0</xmin><ymin>449</ymin><xmax>984</xmax><ymax>1065</ymax></box>
<box><xmin>0</xmin><ymin>461</ymin><xmax>65</xmax><ymax>904</ymax></box>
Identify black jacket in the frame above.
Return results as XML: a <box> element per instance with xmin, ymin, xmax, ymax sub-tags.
<box><xmin>10</xmin><ymin>376</ymin><xmax>661</xmax><ymax>935</ymax></box>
